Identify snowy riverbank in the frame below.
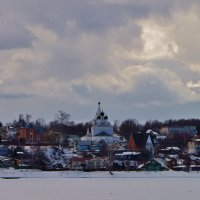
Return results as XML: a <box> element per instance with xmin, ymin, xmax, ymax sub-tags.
<box><xmin>1</xmin><ymin>169</ymin><xmax>200</xmax><ymax>178</ymax></box>
<box><xmin>1</xmin><ymin>170</ymin><xmax>200</xmax><ymax>200</ymax></box>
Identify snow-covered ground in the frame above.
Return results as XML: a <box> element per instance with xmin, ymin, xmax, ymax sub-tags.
<box><xmin>1</xmin><ymin>170</ymin><xmax>200</xmax><ymax>200</ymax></box>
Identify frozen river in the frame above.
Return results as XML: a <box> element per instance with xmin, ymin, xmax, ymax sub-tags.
<box><xmin>0</xmin><ymin>170</ymin><xmax>200</xmax><ymax>200</ymax></box>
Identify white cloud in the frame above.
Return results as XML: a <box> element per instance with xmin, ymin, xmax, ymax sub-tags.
<box><xmin>189</xmin><ymin>64</ymin><xmax>200</xmax><ymax>74</ymax></box>
<box><xmin>137</xmin><ymin>20</ymin><xmax>178</xmax><ymax>59</ymax></box>
<box><xmin>169</xmin><ymin>6</ymin><xmax>200</xmax><ymax>65</ymax></box>
<box><xmin>187</xmin><ymin>81</ymin><xmax>200</xmax><ymax>89</ymax></box>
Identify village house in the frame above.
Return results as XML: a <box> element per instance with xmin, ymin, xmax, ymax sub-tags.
<box><xmin>17</xmin><ymin>127</ymin><xmax>44</xmax><ymax>144</ymax></box>
<box><xmin>113</xmin><ymin>151</ymin><xmax>142</xmax><ymax>170</ymax></box>
<box><xmin>0</xmin><ymin>126</ymin><xmax>17</xmax><ymax>142</ymax></box>
<box><xmin>128</xmin><ymin>133</ymin><xmax>154</xmax><ymax>157</ymax></box>
<box><xmin>188</xmin><ymin>137</ymin><xmax>200</xmax><ymax>155</ymax></box>
<box><xmin>110</xmin><ymin>133</ymin><xmax>155</xmax><ymax>170</ymax></box>
<box><xmin>160</xmin><ymin>126</ymin><xmax>197</xmax><ymax>135</ymax></box>
<box><xmin>0</xmin><ymin>145</ymin><xmax>12</xmax><ymax>157</ymax></box>
<box><xmin>137</xmin><ymin>158</ymin><xmax>168</xmax><ymax>171</ymax></box>
<box><xmin>158</xmin><ymin>146</ymin><xmax>181</xmax><ymax>157</ymax></box>
<box><xmin>70</xmin><ymin>156</ymin><xmax>107</xmax><ymax>171</ymax></box>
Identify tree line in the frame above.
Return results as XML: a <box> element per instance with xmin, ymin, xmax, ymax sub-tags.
<box><xmin>118</xmin><ymin>118</ymin><xmax>200</xmax><ymax>139</ymax></box>
<box><xmin>2</xmin><ymin>111</ymin><xmax>91</xmax><ymax>138</ymax></box>
<box><xmin>1</xmin><ymin>111</ymin><xmax>200</xmax><ymax>140</ymax></box>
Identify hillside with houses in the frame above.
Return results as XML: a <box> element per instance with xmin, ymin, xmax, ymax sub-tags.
<box><xmin>1</xmin><ymin>102</ymin><xmax>200</xmax><ymax>172</ymax></box>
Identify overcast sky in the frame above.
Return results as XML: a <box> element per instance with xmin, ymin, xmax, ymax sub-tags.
<box><xmin>0</xmin><ymin>0</ymin><xmax>200</xmax><ymax>124</ymax></box>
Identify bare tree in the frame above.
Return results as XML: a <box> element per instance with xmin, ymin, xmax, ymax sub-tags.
<box><xmin>119</xmin><ymin>119</ymin><xmax>141</xmax><ymax>139</ymax></box>
<box><xmin>25</xmin><ymin>114</ymin><xmax>32</xmax><ymax>125</ymax></box>
<box><xmin>35</xmin><ymin>118</ymin><xmax>46</xmax><ymax>128</ymax></box>
<box><xmin>55</xmin><ymin>110</ymin><xmax>70</xmax><ymax>126</ymax></box>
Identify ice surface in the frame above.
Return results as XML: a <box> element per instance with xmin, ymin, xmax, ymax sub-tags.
<box><xmin>0</xmin><ymin>170</ymin><xmax>200</xmax><ymax>200</ymax></box>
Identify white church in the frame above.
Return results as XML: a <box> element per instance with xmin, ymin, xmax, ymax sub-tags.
<box><xmin>81</xmin><ymin>102</ymin><xmax>124</xmax><ymax>145</ymax></box>
<box><xmin>92</xmin><ymin>102</ymin><xmax>113</xmax><ymax>137</ymax></box>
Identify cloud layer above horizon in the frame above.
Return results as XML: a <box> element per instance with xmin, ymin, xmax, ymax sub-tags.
<box><xmin>1</xmin><ymin>0</ymin><xmax>200</xmax><ymax>123</ymax></box>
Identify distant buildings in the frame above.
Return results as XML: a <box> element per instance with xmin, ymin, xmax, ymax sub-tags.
<box><xmin>138</xmin><ymin>158</ymin><xmax>168</xmax><ymax>171</ymax></box>
<box><xmin>17</xmin><ymin>127</ymin><xmax>44</xmax><ymax>144</ymax></box>
<box><xmin>0</xmin><ymin>120</ymin><xmax>46</xmax><ymax>145</ymax></box>
<box><xmin>1</xmin><ymin>101</ymin><xmax>200</xmax><ymax>172</ymax></box>
<box><xmin>78</xmin><ymin>102</ymin><xmax>126</xmax><ymax>152</ymax></box>
<box><xmin>188</xmin><ymin>138</ymin><xmax>200</xmax><ymax>155</ymax></box>
<box><xmin>82</xmin><ymin>102</ymin><xmax>125</xmax><ymax>144</ymax></box>
<box><xmin>0</xmin><ymin>126</ymin><xmax>17</xmax><ymax>141</ymax></box>
<box><xmin>160</xmin><ymin>126</ymin><xmax>197</xmax><ymax>135</ymax></box>
<box><xmin>128</xmin><ymin>133</ymin><xmax>154</xmax><ymax>152</ymax></box>
<box><xmin>112</xmin><ymin>133</ymin><xmax>155</xmax><ymax>170</ymax></box>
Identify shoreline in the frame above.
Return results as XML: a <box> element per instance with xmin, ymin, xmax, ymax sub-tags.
<box><xmin>1</xmin><ymin>169</ymin><xmax>200</xmax><ymax>178</ymax></box>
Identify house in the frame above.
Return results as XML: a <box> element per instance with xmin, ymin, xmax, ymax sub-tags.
<box><xmin>0</xmin><ymin>158</ymin><xmax>15</xmax><ymax>168</ymax></box>
<box><xmin>158</xmin><ymin>146</ymin><xmax>181</xmax><ymax>157</ymax></box>
<box><xmin>160</xmin><ymin>126</ymin><xmax>197</xmax><ymax>135</ymax></box>
<box><xmin>67</xmin><ymin>135</ymin><xmax>80</xmax><ymax>148</ymax></box>
<box><xmin>0</xmin><ymin>126</ymin><xmax>17</xmax><ymax>142</ymax></box>
<box><xmin>0</xmin><ymin>145</ymin><xmax>12</xmax><ymax>157</ymax></box>
<box><xmin>76</xmin><ymin>140</ymin><xmax>100</xmax><ymax>153</ymax></box>
<box><xmin>17</xmin><ymin>127</ymin><xmax>44</xmax><ymax>144</ymax></box>
<box><xmin>70</xmin><ymin>156</ymin><xmax>107</xmax><ymax>171</ymax></box>
<box><xmin>188</xmin><ymin>138</ymin><xmax>200</xmax><ymax>155</ymax></box>
<box><xmin>128</xmin><ymin>133</ymin><xmax>154</xmax><ymax>154</ymax></box>
<box><xmin>137</xmin><ymin>158</ymin><xmax>168</xmax><ymax>171</ymax></box>
<box><xmin>113</xmin><ymin>151</ymin><xmax>142</xmax><ymax>170</ymax></box>
<box><xmin>189</xmin><ymin>156</ymin><xmax>200</xmax><ymax>171</ymax></box>
<box><xmin>165</xmin><ymin>157</ymin><xmax>178</xmax><ymax>169</ymax></box>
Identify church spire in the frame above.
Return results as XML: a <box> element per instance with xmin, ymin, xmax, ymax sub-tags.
<box><xmin>97</xmin><ymin>101</ymin><xmax>101</xmax><ymax>115</ymax></box>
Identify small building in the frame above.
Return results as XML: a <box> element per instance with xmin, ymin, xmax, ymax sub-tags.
<box><xmin>70</xmin><ymin>156</ymin><xmax>107</xmax><ymax>171</ymax></box>
<box><xmin>0</xmin><ymin>146</ymin><xmax>12</xmax><ymax>157</ymax></box>
<box><xmin>0</xmin><ymin>158</ymin><xmax>15</xmax><ymax>168</ymax></box>
<box><xmin>77</xmin><ymin>141</ymin><xmax>100</xmax><ymax>153</ymax></box>
<box><xmin>0</xmin><ymin>126</ymin><xmax>17</xmax><ymax>142</ymax></box>
<box><xmin>67</xmin><ymin>135</ymin><xmax>80</xmax><ymax>148</ymax></box>
<box><xmin>165</xmin><ymin>158</ymin><xmax>178</xmax><ymax>169</ymax></box>
<box><xmin>17</xmin><ymin>127</ymin><xmax>44</xmax><ymax>144</ymax></box>
<box><xmin>188</xmin><ymin>138</ymin><xmax>200</xmax><ymax>155</ymax></box>
<box><xmin>113</xmin><ymin>151</ymin><xmax>141</xmax><ymax>170</ymax></box>
<box><xmin>160</xmin><ymin>126</ymin><xmax>197</xmax><ymax>135</ymax></box>
<box><xmin>158</xmin><ymin>146</ymin><xmax>181</xmax><ymax>155</ymax></box>
<box><xmin>138</xmin><ymin>158</ymin><xmax>168</xmax><ymax>171</ymax></box>
<box><xmin>128</xmin><ymin>133</ymin><xmax>154</xmax><ymax>156</ymax></box>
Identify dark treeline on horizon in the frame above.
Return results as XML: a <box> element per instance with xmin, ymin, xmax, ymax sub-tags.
<box><xmin>1</xmin><ymin>110</ymin><xmax>200</xmax><ymax>140</ymax></box>
<box><xmin>118</xmin><ymin>118</ymin><xmax>200</xmax><ymax>139</ymax></box>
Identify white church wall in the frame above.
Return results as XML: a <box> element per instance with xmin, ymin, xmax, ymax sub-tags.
<box><xmin>92</xmin><ymin>126</ymin><xmax>113</xmax><ymax>136</ymax></box>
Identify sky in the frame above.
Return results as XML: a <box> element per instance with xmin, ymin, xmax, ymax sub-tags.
<box><xmin>1</xmin><ymin>0</ymin><xmax>200</xmax><ymax>124</ymax></box>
